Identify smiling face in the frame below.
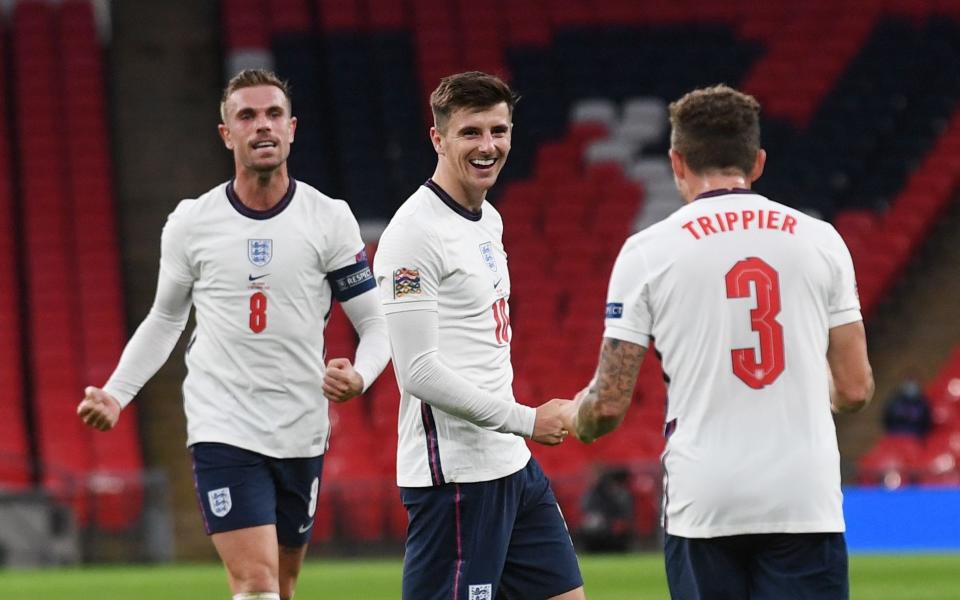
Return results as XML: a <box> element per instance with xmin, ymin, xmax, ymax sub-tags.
<box><xmin>431</xmin><ymin>102</ymin><xmax>512</xmax><ymax>205</ymax></box>
<box><xmin>218</xmin><ymin>85</ymin><xmax>297</xmax><ymax>175</ymax></box>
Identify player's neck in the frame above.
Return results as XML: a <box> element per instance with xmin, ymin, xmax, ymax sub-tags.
<box><xmin>682</xmin><ymin>173</ymin><xmax>751</xmax><ymax>203</ymax></box>
<box><xmin>233</xmin><ymin>167</ymin><xmax>291</xmax><ymax>210</ymax></box>
<box><xmin>430</xmin><ymin>170</ymin><xmax>486</xmax><ymax>212</ymax></box>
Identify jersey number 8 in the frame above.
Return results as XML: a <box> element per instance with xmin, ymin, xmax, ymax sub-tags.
<box><xmin>725</xmin><ymin>257</ymin><xmax>785</xmax><ymax>389</ymax></box>
<box><xmin>249</xmin><ymin>292</ymin><xmax>267</xmax><ymax>333</ymax></box>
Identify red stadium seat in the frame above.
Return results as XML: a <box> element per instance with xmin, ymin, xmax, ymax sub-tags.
<box><xmin>7</xmin><ymin>0</ymin><xmax>145</xmax><ymax>529</ymax></box>
<box><xmin>857</xmin><ymin>434</ymin><xmax>924</xmax><ymax>487</ymax></box>
<box><xmin>317</xmin><ymin>0</ymin><xmax>361</xmax><ymax>31</ymax></box>
<box><xmin>366</xmin><ymin>0</ymin><xmax>407</xmax><ymax>29</ymax></box>
<box><xmin>0</xmin><ymin>26</ymin><xmax>31</xmax><ymax>492</ymax></box>
<box><xmin>324</xmin><ymin>425</ymin><xmax>385</xmax><ymax>545</ymax></box>
<box><xmin>587</xmin><ymin>426</ymin><xmax>663</xmax><ymax>466</ymax></box>
<box><xmin>310</xmin><ymin>483</ymin><xmax>336</xmax><ymax>543</ymax></box>
<box><xmin>546</xmin><ymin>0</ymin><xmax>592</xmax><ymax>27</ymax></box>
<box><xmin>501</xmin><ymin>0</ymin><xmax>550</xmax><ymax>46</ymax></box>
<box><xmin>221</xmin><ymin>0</ymin><xmax>272</xmax><ymax>48</ymax></box>
<box><xmin>533</xmin><ymin>443</ymin><xmax>589</xmax><ymax>529</ymax></box>
<box><xmin>384</xmin><ymin>487</ymin><xmax>408</xmax><ymax>540</ymax></box>
<box><xmin>833</xmin><ymin>209</ymin><xmax>878</xmax><ymax>245</ymax></box>
<box><xmin>269</xmin><ymin>0</ymin><xmax>312</xmax><ymax>33</ymax></box>
<box><xmin>369</xmin><ymin>366</ymin><xmax>401</xmax><ymax>434</ymax></box>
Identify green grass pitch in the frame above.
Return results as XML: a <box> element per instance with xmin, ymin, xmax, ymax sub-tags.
<box><xmin>0</xmin><ymin>553</ymin><xmax>956</xmax><ymax>599</ymax></box>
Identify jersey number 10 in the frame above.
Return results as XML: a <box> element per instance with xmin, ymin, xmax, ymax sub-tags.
<box><xmin>492</xmin><ymin>298</ymin><xmax>510</xmax><ymax>344</ymax></box>
<box><xmin>725</xmin><ymin>257</ymin><xmax>785</xmax><ymax>389</ymax></box>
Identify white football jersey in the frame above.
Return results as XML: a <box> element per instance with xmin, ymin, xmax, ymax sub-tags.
<box><xmin>160</xmin><ymin>179</ymin><xmax>375</xmax><ymax>458</ymax></box>
<box><xmin>604</xmin><ymin>189</ymin><xmax>861</xmax><ymax>538</ymax></box>
<box><xmin>374</xmin><ymin>181</ymin><xmax>531</xmax><ymax>487</ymax></box>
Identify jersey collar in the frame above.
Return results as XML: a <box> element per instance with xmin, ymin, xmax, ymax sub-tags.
<box><xmin>693</xmin><ymin>187</ymin><xmax>759</xmax><ymax>202</ymax></box>
<box><xmin>226</xmin><ymin>177</ymin><xmax>297</xmax><ymax>220</ymax></box>
<box><xmin>424</xmin><ymin>179</ymin><xmax>482</xmax><ymax>222</ymax></box>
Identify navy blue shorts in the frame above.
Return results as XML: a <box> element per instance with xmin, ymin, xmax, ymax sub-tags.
<box><xmin>190</xmin><ymin>442</ymin><xmax>324</xmax><ymax>547</ymax></box>
<box><xmin>400</xmin><ymin>458</ymin><xmax>583</xmax><ymax>600</ymax></box>
<box><xmin>665</xmin><ymin>532</ymin><xmax>849</xmax><ymax>600</ymax></box>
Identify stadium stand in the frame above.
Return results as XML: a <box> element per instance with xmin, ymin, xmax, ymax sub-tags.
<box><xmin>0</xmin><ymin>0</ymin><xmax>960</xmax><ymax>542</ymax></box>
<box><xmin>7</xmin><ymin>0</ymin><xmax>142</xmax><ymax>529</ymax></box>
<box><xmin>221</xmin><ymin>0</ymin><xmax>271</xmax><ymax>50</ymax></box>
<box><xmin>13</xmin><ymin>0</ymin><xmax>94</xmax><ymax>519</ymax></box>
<box><xmin>737</xmin><ymin>0</ymin><xmax>877</xmax><ymax>128</ymax></box>
<box><xmin>859</xmin><ymin>345</ymin><xmax>960</xmax><ymax>487</ymax></box>
<box><xmin>756</xmin><ymin>15</ymin><xmax>960</xmax><ymax>317</ymax></box>
<box><xmin>0</xmin><ymin>24</ymin><xmax>31</xmax><ymax>491</ymax></box>
<box><xmin>205</xmin><ymin>0</ymin><xmax>960</xmax><ymax>545</ymax></box>
<box><xmin>59</xmin><ymin>0</ymin><xmax>143</xmax><ymax>531</ymax></box>
<box><xmin>3</xmin><ymin>0</ymin><xmax>959</xmax><ymax>555</ymax></box>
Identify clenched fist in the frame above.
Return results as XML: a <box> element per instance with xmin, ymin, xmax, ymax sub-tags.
<box><xmin>77</xmin><ymin>386</ymin><xmax>122</xmax><ymax>432</ymax></box>
<box><xmin>323</xmin><ymin>357</ymin><xmax>364</xmax><ymax>402</ymax></box>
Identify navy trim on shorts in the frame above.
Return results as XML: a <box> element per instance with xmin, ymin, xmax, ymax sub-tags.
<box><xmin>453</xmin><ymin>483</ymin><xmax>464</xmax><ymax>595</ymax></box>
<box><xmin>420</xmin><ymin>403</ymin><xmax>445</xmax><ymax>485</ymax></box>
<box><xmin>191</xmin><ymin>454</ymin><xmax>211</xmax><ymax>534</ymax></box>
<box><xmin>400</xmin><ymin>458</ymin><xmax>582</xmax><ymax>599</ymax></box>
<box><xmin>661</xmin><ymin>449</ymin><xmax>671</xmax><ymax>532</ymax></box>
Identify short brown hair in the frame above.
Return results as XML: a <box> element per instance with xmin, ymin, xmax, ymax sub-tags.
<box><xmin>220</xmin><ymin>69</ymin><xmax>292</xmax><ymax>122</ymax></box>
<box><xmin>430</xmin><ymin>71</ymin><xmax>519</xmax><ymax>132</ymax></box>
<box><xmin>669</xmin><ymin>84</ymin><xmax>761</xmax><ymax>176</ymax></box>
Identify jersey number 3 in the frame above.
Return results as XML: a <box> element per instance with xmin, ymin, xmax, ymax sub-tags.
<box><xmin>249</xmin><ymin>292</ymin><xmax>267</xmax><ymax>333</ymax></box>
<box><xmin>725</xmin><ymin>257</ymin><xmax>785</xmax><ymax>389</ymax></box>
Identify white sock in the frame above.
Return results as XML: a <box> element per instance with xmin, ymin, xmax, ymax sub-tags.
<box><xmin>232</xmin><ymin>594</ymin><xmax>281</xmax><ymax>600</ymax></box>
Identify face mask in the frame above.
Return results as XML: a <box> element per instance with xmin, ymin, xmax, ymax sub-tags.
<box><xmin>902</xmin><ymin>381</ymin><xmax>921</xmax><ymax>396</ymax></box>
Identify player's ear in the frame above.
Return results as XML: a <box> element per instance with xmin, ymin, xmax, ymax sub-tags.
<box><xmin>289</xmin><ymin>116</ymin><xmax>297</xmax><ymax>144</ymax></box>
<box><xmin>218</xmin><ymin>123</ymin><xmax>234</xmax><ymax>150</ymax></box>
<box><xmin>749</xmin><ymin>149</ymin><xmax>766</xmax><ymax>183</ymax></box>
<box><xmin>668</xmin><ymin>148</ymin><xmax>685</xmax><ymax>181</ymax></box>
<box><xmin>430</xmin><ymin>126</ymin><xmax>445</xmax><ymax>155</ymax></box>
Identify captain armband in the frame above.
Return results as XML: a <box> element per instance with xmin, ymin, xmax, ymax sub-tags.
<box><xmin>329</xmin><ymin>258</ymin><xmax>377</xmax><ymax>301</ymax></box>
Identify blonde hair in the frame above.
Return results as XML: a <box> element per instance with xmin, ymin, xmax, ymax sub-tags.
<box><xmin>220</xmin><ymin>69</ymin><xmax>292</xmax><ymax>122</ymax></box>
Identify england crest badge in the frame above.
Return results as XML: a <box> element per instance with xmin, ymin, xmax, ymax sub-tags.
<box><xmin>208</xmin><ymin>487</ymin><xmax>232</xmax><ymax>517</ymax></box>
<box><xmin>248</xmin><ymin>239</ymin><xmax>273</xmax><ymax>267</ymax></box>
<box><xmin>468</xmin><ymin>584</ymin><xmax>492</xmax><ymax>600</ymax></box>
<box><xmin>479</xmin><ymin>241</ymin><xmax>498</xmax><ymax>272</ymax></box>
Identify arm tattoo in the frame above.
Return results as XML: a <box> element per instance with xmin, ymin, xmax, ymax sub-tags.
<box><xmin>576</xmin><ymin>338</ymin><xmax>646</xmax><ymax>443</ymax></box>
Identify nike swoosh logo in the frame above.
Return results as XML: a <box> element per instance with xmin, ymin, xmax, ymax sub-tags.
<box><xmin>248</xmin><ymin>274</ymin><xmax>270</xmax><ymax>281</ymax></box>
<box><xmin>298</xmin><ymin>522</ymin><xmax>313</xmax><ymax>534</ymax></box>
<box><xmin>493</xmin><ymin>278</ymin><xmax>502</xmax><ymax>288</ymax></box>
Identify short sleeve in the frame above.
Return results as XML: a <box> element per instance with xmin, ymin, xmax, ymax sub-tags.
<box><xmin>158</xmin><ymin>201</ymin><xmax>196</xmax><ymax>286</ymax></box>
<box><xmin>324</xmin><ymin>202</ymin><xmax>375</xmax><ymax>301</ymax></box>
<box><xmin>324</xmin><ymin>201</ymin><xmax>366</xmax><ymax>272</ymax></box>
<box><xmin>373</xmin><ymin>218</ymin><xmax>442</xmax><ymax>314</ymax></box>
<box><xmin>827</xmin><ymin>227</ymin><xmax>863</xmax><ymax>328</ymax></box>
<box><xmin>603</xmin><ymin>239</ymin><xmax>652</xmax><ymax>347</ymax></box>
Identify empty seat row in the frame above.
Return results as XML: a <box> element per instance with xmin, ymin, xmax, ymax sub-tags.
<box><xmin>858</xmin><ymin>346</ymin><xmax>960</xmax><ymax>487</ymax></box>
<box><xmin>2</xmin><ymin>0</ymin><xmax>143</xmax><ymax>529</ymax></box>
